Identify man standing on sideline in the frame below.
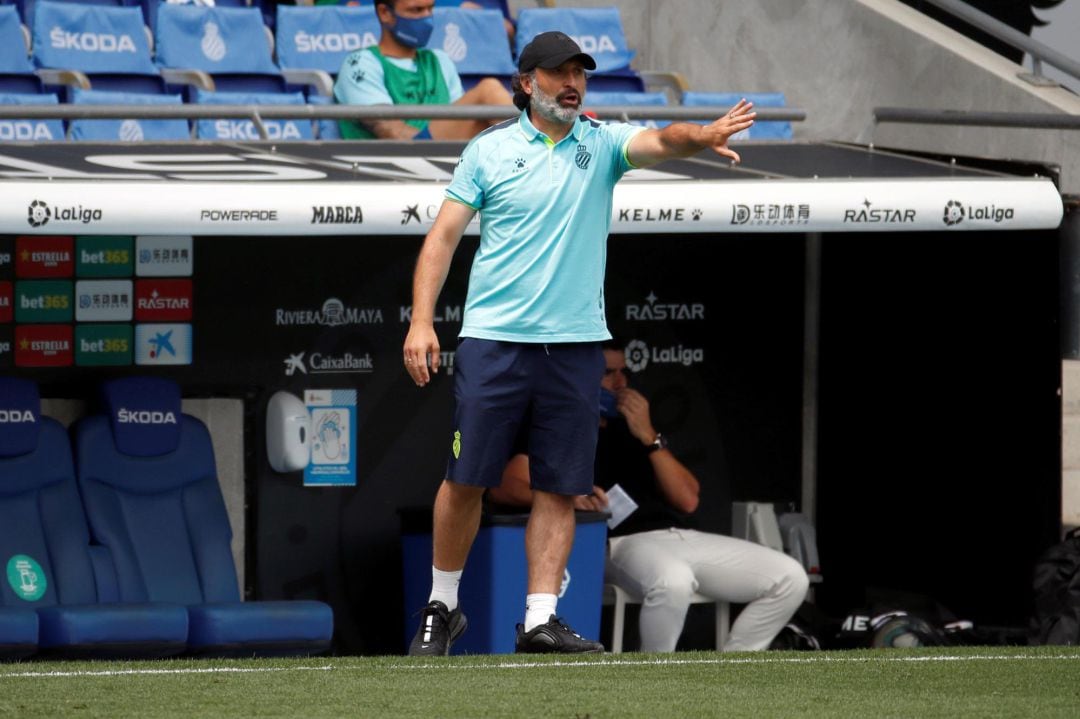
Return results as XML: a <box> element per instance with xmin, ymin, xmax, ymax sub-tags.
<box><xmin>333</xmin><ymin>0</ymin><xmax>513</xmax><ymax>140</ymax></box>
<box><xmin>403</xmin><ymin>30</ymin><xmax>756</xmax><ymax>655</ymax></box>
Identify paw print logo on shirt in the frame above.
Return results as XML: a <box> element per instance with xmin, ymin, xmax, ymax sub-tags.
<box><xmin>691</xmin><ymin>209</ymin><xmax>703</xmax><ymax>221</ymax></box>
<box><xmin>512</xmin><ymin>157</ymin><xmax>527</xmax><ymax>173</ymax></box>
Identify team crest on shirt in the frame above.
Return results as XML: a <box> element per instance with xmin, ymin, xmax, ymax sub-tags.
<box><xmin>575</xmin><ymin>144</ymin><xmax>592</xmax><ymax>170</ymax></box>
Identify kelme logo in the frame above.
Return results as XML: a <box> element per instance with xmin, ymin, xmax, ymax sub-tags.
<box><xmin>452</xmin><ymin>430</ymin><xmax>462</xmax><ymax>460</ymax></box>
<box><xmin>7</xmin><ymin>554</ymin><xmax>47</xmax><ymax>601</ymax></box>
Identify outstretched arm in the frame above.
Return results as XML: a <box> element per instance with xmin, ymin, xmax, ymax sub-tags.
<box><xmin>403</xmin><ymin>200</ymin><xmax>475</xmax><ymax>386</ymax></box>
<box><xmin>627</xmin><ymin>99</ymin><xmax>756</xmax><ymax>168</ymax></box>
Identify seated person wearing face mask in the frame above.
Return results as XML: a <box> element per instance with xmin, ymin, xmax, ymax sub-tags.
<box><xmin>333</xmin><ymin>0</ymin><xmax>512</xmax><ymax>140</ymax></box>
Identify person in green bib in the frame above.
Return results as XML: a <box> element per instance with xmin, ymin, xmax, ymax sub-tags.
<box><xmin>333</xmin><ymin>0</ymin><xmax>512</xmax><ymax>140</ymax></box>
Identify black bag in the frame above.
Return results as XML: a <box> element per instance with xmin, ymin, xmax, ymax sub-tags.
<box><xmin>1029</xmin><ymin>527</ymin><xmax>1080</xmax><ymax>645</ymax></box>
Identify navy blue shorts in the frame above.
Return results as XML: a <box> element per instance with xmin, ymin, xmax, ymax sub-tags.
<box><xmin>446</xmin><ymin>338</ymin><xmax>604</xmax><ymax>496</ymax></box>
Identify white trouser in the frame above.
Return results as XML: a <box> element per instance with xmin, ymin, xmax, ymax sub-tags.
<box><xmin>607</xmin><ymin>527</ymin><xmax>809</xmax><ymax>652</ymax></box>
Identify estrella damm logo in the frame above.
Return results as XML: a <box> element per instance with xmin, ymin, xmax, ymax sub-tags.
<box><xmin>14</xmin><ymin>280</ymin><xmax>73</xmax><ymax>323</ymax></box>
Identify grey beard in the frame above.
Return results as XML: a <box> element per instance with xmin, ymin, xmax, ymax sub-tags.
<box><xmin>531</xmin><ymin>83</ymin><xmax>580</xmax><ymax>125</ymax></box>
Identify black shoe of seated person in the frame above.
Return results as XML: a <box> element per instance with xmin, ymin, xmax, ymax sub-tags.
<box><xmin>408</xmin><ymin>600</ymin><xmax>467</xmax><ymax>656</ymax></box>
<box><xmin>514</xmin><ymin>615</ymin><xmax>605</xmax><ymax>654</ymax></box>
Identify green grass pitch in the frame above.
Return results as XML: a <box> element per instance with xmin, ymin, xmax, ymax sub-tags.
<box><xmin>2</xmin><ymin>646</ymin><xmax>1078</xmax><ymax>718</ymax></box>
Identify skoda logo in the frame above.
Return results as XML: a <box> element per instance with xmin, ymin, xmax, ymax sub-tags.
<box><xmin>27</xmin><ymin>200</ymin><xmax>50</xmax><ymax>228</ymax></box>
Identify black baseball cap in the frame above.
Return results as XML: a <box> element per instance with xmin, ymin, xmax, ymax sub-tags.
<box><xmin>517</xmin><ymin>31</ymin><xmax>597</xmax><ymax>73</ymax></box>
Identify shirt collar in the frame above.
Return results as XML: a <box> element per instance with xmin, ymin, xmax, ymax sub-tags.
<box><xmin>518</xmin><ymin>110</ymin><xmax>585</xmax><ymax>145</ymax></box>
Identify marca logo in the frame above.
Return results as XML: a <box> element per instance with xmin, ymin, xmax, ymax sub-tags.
<box><xmin>569</xmin><ymin>34</ymin><xmax>617</xmax><ymax>54</ymax></box>
<box><xmin>311</xmin><ymin>206</ymin><xmax>363</xmax><ymax>224</ymax></box>
<box><xmin>211</xmin><ymin>120</ymin><xmax>302</xmax><ymax>140</ymax></box>
<box><xmin>117</xmin><ymin>409</ymin><xmax>178</xmax><ymax>424</ymax></box>
<box><xmin>624</xmin><ymin>338</ymin><xmax>704</xmax><ymax>373</ymax></box>
<box><xmin>135</xmin><ymin>279</ymin><xmax>192</xmax><ymax>321</ymax></box>
<box><xmin>0</xmin><ymin>122</ymin><xmax>56</xmax><ymax>141</ymax></box>
<box><xmin>16</xmin><ymin>236</ymin><xmax>74</xmax><ymax>278</ymax></box>
<box><xmin>398</xmin><ymin>305</ymin><xmax>462</xmax><ymax>323</ymax></box>
<box><xmin>843</xmin><ymin>199</ymin><xmax>916</xmax><ymax>224</ymax></box>
<box><xmin>50</xmin><ymin>27</ymin><xmax>137</xmax><ymax>53</ymax></box>
<box><xmin>294</xmin><ymin>30</ymin><xmax>375</xmax><ymax>53</ymax></box>
<box><xmin>617</xmin><ymin>208</ymin><xmax>700</xmax><ymax>222</ymax></box>
<box><xmin>15</xmin><ymin>325</ymin><xmax>73</xmax><ymax>367</ymax></box>
<box><xmin>275</xmin><ymin>298</ymin><xmax>384</xmax><ymax>326</ymax></box>
<box><xmin>0</xmin><ymin>408</ymin><xmax>35</xmax><ymax>422</ymax></box>
<box><xmin>625</xmin><ymin>292</ymin><xmax>704</xmax><ymax>321</ymax></box>
<box><xmin>135</xmin><ymin>236</ymin><xmax>192</xmax><ymax>277</ymax></box>
<box><xmin>731</xmin><ymin>203</ymin><xmax>811</xmax><ymax>226</ymax></box>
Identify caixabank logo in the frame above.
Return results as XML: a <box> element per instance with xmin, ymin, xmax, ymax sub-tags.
<box><xmin>134</xmin><ymin>323</ymin><xmax>192</xmax><ymax>366</ymax></box>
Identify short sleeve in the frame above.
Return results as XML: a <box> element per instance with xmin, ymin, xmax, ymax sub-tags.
<box><xmin>333</xmin><ymin>49</ymin><xmax>392</xmax><ymax>107</ymax></box>
<box><xmin>432</xmin><ymin>49</ymin><xmax>465</xmax><ymax>103</ymax></box>
<box><xmin>605</xmin><ymin>122</ymin><xmax>647</xmax><ymax>177</ymax></box>
<box><xmin>445</xmin><ymin>140</ymin><xmax>485</xmax><ymax>209</ymax></box>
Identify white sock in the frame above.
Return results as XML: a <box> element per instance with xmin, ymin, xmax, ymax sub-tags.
<box><xmin>428</xmin><ymin>567</ymin><xmax>462</xmax><ymax>612</ymax></box>
<box><xmin>524</xmin><ymin>593</ymin><xmax>558</xmax><ymax>632</ymax></box>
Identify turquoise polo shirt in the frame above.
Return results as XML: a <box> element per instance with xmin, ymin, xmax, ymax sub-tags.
<box><xmin>446</xmin><ymin>111</ymin><xmax>644</xmax><ymax>343</ymax></box>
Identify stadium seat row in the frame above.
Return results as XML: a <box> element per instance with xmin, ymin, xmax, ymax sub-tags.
<box><xmin>0</xmin><ymin>376</ymin><xmax>334</xmax><ymax>660</ymax></box>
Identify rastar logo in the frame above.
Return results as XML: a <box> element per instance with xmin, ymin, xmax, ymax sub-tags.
<box><xmin>50</xmin><ymin>27</ymin><xmax>138</xmax><ymax>53</ymax></box>
<box><xmin>117</xmin><ymin>409</ymin><xmax>178</xmax><ymax>425</ymax></box>
<box><xmin>843</xmin><ymin>199</ymin><xmax>916</xmax><ymax>224</ymax></box>
<box><xmin>625</xmin><ymin>292</ymin><xmax>704</xmax><ymax>321</ymax></box>
<box><xmin>135</xmin><ymin>279</ymin><xmax>192</xmax><ymax>322</ymax></box>
<box><xmin>294</xmin><ymin>30</ymin><xmax>376</xmax><ymax>53</ymax></box>
<box><xmin>0</xmin><ymin>409</ymin><xmax>35</xmax><ymax>423</ymax></box>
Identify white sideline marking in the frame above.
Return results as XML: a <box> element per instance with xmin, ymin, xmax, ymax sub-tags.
<box><xmin>1</xmin><ymin>653</ymin><xmax>1078</xmax><ymax>679</ymax></box>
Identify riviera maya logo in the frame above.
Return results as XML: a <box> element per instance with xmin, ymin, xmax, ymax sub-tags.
<box><xmin>28</xmin><ymin>199</ymin><xmax>50</xmax><ymax>227</ymax></box>
<box><xmin>943</xmin><ymin>200</ymin><xmax>964</xmax><ymax>226</ymax></box>
<box><xmin>7</xmin><ymin>554</ymin><xmax>47</xmax><ymax>601</ymax></box>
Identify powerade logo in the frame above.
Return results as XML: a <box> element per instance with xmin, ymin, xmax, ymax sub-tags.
<box><xmin>116</xmin><ymin>409</ymin><xmax>178</xmax><ymax>424</ymax></box>
<box><xmin>0</xmin><ymin>409</ymin><xmax>35</xmax><ymax>423</ymax></box>
<box><xmin>27</xmin><ymin>200</ymin><xmax>102</xmax><ymax>227</ymax></box>
<box><xmin>294</xmin><ymin>30</ymin><xmax>376</xmax><ymax>53</ymax></box>
<box><xmin>311</xmin><ymin>206</ymin><xmax>363</xmax><ymax>224</ymax></box>
<box><xmin>49</xmin><ymin>27</ymin><xmax>137</xmax><ymax>53</ymax></box>
<box><xmin>199</xmin><ymin>209</ymin><xmax>278</xmax><ymax>222</ymax></box>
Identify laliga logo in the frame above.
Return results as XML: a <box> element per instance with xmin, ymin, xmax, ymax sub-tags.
<box><xmin>0</xmin><ymin>409</ymin><xmax>36</xmax><ymax>423</ymax></box>
<box><xmin>943</xmin><ymin>200</ymin><xmax>964</xmax><ymax>226</ymax></box>
<box><xmin>625</xmin><ymin>339</ymin><xmax>650</xmax><ymax>372</ymax></box>
<box><xmin>117</xmin><ymin>408</ymin><xmax>178</xmax><ymax>424</ymax></box>
<box><xmin>27</xmin><ymin>199</ymin><xmax>50</xmax><ymax>227</ymax></box>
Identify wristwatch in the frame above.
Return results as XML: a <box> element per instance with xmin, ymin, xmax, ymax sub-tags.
<box><xmin>646</xmin><ymin>432</ymin><xmax>668</xmax><ymax>454</ymax></box>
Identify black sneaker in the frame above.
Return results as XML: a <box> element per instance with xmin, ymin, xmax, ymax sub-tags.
<box><xmin>408</xmin><ymin>601</ymin><xmax>467</xmax><ymax>656</ymax></box>
<box><xmin>515</xmin><ymin>615</ymin><xmax>604</xmax><ymax>654</ymax></box>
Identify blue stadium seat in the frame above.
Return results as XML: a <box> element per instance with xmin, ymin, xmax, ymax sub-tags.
<box><xmin>682</xmin><ymin>91</ymin><xmax>793</xmax><ymax>140</ymax></box>
<box><xmin>515</xmin><ymin>6</ymin><xmax>643</xmax><ymax>93</ymax></box>
<box><xmin>154</xmin><ymin>4</ymin><xmax>290</xmax><ymax>96</ymax></box>
<box><xmin>0</xmin><ymin>377</ymin><xmax>189</xmax><ymax>659</ymax></box>
<box><xmin>18</xmin><ymin>0</ymin><xmax>123</xmax><ymax>28</ymax></box>
<box><xmin>192</xmin><ymin>88</ymin><xmax>312</xmax><ymax>140</ymax></box>
<box><xmin>31</xmin><ymin>0</ymin><xmax>166</xmax><ymax>99</ymax></box>
<box><xmin>0</xmin><ymin>92</ymin><xmax>65</xmax><ymax>140</ymax></box>
<box><xmin>69</xmin><ymin>87</ymin><xmax>189</xmax><ymax>140</ymax></box>
<box><xmin>431</xmin><ymin>6</ymin><xmax>514</xmax><ymax>89</ymax></box>
<box><xmin>74</xmin><ymin>378</ymin><xmax>334</xmax><ymax>657</ymax></box>
<box><xmin>274</xmin><ymin>4</ymin><xmax>379</xmax><ymax>97</ymax></box>
<box><xmin>585</xmin><ymin>89</ymin><xmax>668</xmax><ymax>128</ymax></box>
